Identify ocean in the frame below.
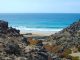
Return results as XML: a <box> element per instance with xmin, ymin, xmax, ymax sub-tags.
<box><xmin>0</xmin><ymin>13</ymin><xmax>80</xmax><ymax>32</ymax></box>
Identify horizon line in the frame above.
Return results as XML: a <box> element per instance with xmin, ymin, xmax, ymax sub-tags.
<box><xmin>0</xmin><ymin>12</ymin><xmax>80</xmax><ymax>14</ymax></box>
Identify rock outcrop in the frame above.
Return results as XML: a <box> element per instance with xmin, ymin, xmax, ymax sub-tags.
<box><xmin>0</xmin><ymin>20</ymin><xmax>20</xmax><ymax>36</ymax></box>
<box><xmin>0</xmin><ymin>20</ymin><xmax>52</xmax><ymax>60</ymax></box>
<box><xmin>0</xmin><ymin>20</ymin><xmax>80</xmax><ymax>60</ymax></box>
<box><xmin>0</xmin><ymin>20</ymin><xmax>8</xmax><ymax>33</ymax></box>
<box><xmin>0</xmin><ymin>20</ymin><xmax>8</xmax><ymax>29</ymax></box>
<box><xmin>47</xmin><ymin>20</ymin><xmax>80</xmax><ymax>59</ymax></box>
<box><xmin>62</xmin><ymin>20</ymin><xmax>80</xmax><ymax>36</ymax></box>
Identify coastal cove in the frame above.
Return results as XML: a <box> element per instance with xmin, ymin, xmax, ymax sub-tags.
<box><xmin>0</xmin><ymin>19</ymin><xmax>80</xmax><ymax>60</ymax></box>
<box><xmin>0</xmin><ymin>0</ymin><xmax>80</xmax><ymax>60</ymax></box>
<box><xmin>16</xmin><ymin>27</ymin><xmax>63</xmax><ymax>36</ymax></box>
<box><xmin>0</xmin><ymin>14</ymin><xmax>80</xmax><ymax>60</ymax></box>
<box><xmin>0</xmin><ymin>13</ymin><xmax>80</xmax><ymax>36</ymax></box>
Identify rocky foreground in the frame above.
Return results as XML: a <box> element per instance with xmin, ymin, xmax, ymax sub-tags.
<box><xmin>0</xmin><ymin>20</ymin><xmax>80</xmax><ymax>60</ymax></box>
<box><xmin>0</xmin><ymin>20</ymin><xmax>55</xmax><ymax>60</ymax></box>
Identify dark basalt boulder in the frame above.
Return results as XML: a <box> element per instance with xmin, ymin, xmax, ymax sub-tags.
<box><xmin>5</xmin><ymin>42</ymin><xmax>21</xmax><ymax>55</ymax></box>
<box><xmin>0</xmin><ymin>20</ymin><xmax>8</xmax><ymax>29</ymax></box>
<box><xmin>24</xmin><ymin>49</ymin><xmax>48</xmax><ymax>60</ymax></box>
<box><xmin>0</xmin><ymin>20</ymin><xmax>8</xmax><ymax>33</ymax></box>
<box><xmin>0</xmin><ymin>20</ymin><xmax>20</xmax><ymax>36</ymax></box>
<box><xmin>0</xmin><ymin>20</ymin><xmax>20</xmax><ymax>35</ymax></box>
<box><xmin>21</xmin><ymin>37</ymin><xmax>28</xmax><ymax>43</ymax></box>
<box><xmin>7</xmin><ymin>27</ymin><xmax>20</xmax><ymax>36</ymax></box>
<box><xmin>8</xmin><ymin>27</ymin><xmax>20</xmax><ymax>34</ymax></box>
<box><xmin>21</xmin><ymin>37</ymin><xmax>30</xmax><ymax>46</ymax></box>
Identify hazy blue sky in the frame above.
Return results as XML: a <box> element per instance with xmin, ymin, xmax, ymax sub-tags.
<box><xmin>0</xmin><ymin>0</ymin><xmax>80</xmax><ymax>13</ymax></box>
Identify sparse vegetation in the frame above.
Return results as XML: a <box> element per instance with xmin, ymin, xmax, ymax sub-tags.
<box><xmin>0</xmin><ymin>20</ymin><xmax>80</xmax><ymax>60</ymax></box>
<box><xmin>63</xmin><ymin>49</ymin><xmax>72</xmax><ymax>58</ymax></box>
<box><xmin>71</xmin><ymin>56</ymin><xmax>79</xmax><ymax>60</ymax></box>
<box><xmin>78</xmin><ymin>47</ymin><xmax>80</xmax><ymax>52</ymax></box>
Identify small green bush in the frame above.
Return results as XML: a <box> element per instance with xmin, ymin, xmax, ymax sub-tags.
<box><xmin>63</xmin><ymin>49</ymin><xmax>72</xmax><ymax>57</ymax></box>
<box><xmin>71</xmin><ymin>56</ymin><xmax>79</xmax><ymax>60</ymax></box>
<box><xmin>78</xmin><ymin>47</ymin><xmax>80</xmax><ymax>52</ymax></box>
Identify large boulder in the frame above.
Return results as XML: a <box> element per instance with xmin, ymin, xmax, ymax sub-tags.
<box><xmin>7</xmin><ymin>27</ymin><xmax>20</xmax><ymax>36</ymax></box>
<box><xmin>0</xmin><ymin>20</ymin><xmax>20</xmax><ymax>35</ymax></box>
<box><xmin>0</xmin><ymin>20</ymin><xmax>8</xmax><ymax>33</ymax></box>
<box><xmin>0</xmin><ymin>20</ymin><xmax>8</xmax><ymax>30</ymax></box>
<box><xmin>5</xmin><ymin>42</ymin><xmax>21</xmax><ymax>55</ymax></box>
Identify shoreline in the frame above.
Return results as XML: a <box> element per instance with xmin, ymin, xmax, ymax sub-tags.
<box><xmin>13</xmin><ymin>27</ymin><xmax>63</xmax><ymax>36</ymax></box>
<box><xmin>20</xmin><ymin>30</ymin><xmax>62</xmax><ymax>36</ymax></box>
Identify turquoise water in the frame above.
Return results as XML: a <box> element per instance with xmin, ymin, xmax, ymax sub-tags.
<box><xmin>0</xmin><ymin>13</ymin><xmax>80</xmax><ymax>31</ymax></box>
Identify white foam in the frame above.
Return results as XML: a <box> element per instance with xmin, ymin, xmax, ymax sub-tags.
<box><xmin>12</xmin><ymin>26</ymin><xmax>63</xmax><ymax>32</ymax></box>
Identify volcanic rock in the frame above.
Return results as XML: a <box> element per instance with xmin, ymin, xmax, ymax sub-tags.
<box><xmin>48</xmin><ymin>20</ymin><xmax>80</xmax><ymax>52</ymax></box>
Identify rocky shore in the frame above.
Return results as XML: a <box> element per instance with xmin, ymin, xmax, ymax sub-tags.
<box><xmin>0</xmin><ymin>20</ymin><xmax>80</xmax><ymax>60</ymax></box>
<box><xmin>0</xmin><ymin>20</ymin><xmax>54</xmax><ymax>60</ymax></box>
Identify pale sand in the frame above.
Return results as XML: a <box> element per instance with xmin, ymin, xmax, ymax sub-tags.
<box><xmin>20</xmin><ymin>30</ymin><xmax>59</xmax><ymax>36</ymax></box>
<box><xmin>69</xmin><ymin>53</ymin><xmax>80</xmax><ymax>59</ymax></box>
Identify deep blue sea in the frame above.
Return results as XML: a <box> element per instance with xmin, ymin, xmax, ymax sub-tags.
<box><xmin>0</xmin><ymin>13</ymin><xmax>80</xmax><ymax>31</ymax></box>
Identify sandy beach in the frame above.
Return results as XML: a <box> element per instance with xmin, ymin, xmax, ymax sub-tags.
<box><xmin>20</xmin><ymin>30</ymin><xmax>60</xmax><ymax>36</ymax></box>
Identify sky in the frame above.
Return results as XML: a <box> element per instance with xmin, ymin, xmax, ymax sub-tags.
<box><xmin>0</xmin><ymin>0</ymin><xmax>80</xmax><ymax>13</ymax></box>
